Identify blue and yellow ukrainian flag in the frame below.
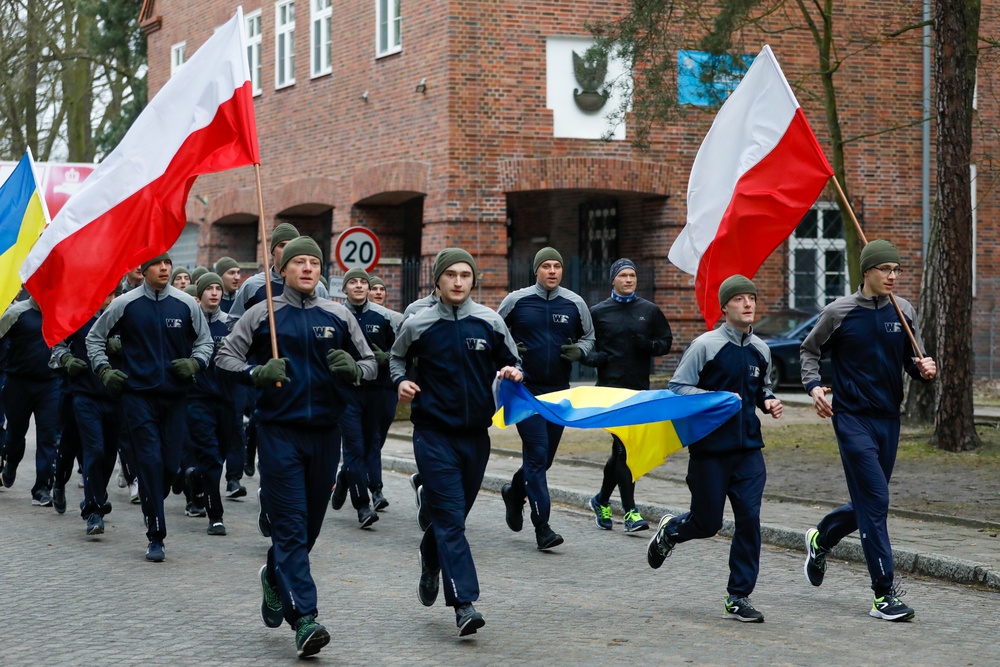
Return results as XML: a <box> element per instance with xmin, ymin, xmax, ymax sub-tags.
<box><xmin>0</xmin><ymin>152</ymin><xmax>49</xmax><ymax>309</ymax></box>
<box><xmin>493</xmin><ymin>380</ymin><xmax>741</xmax><ymax>481</ymax></box>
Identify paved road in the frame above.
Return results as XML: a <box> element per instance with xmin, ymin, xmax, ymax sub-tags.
<box><xmin>1</xmin><ymin>459</ymin><xmax>997</xmax><ymax>665</ymax></box>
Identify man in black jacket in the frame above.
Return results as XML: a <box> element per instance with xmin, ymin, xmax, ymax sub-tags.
<box><xmin>583</xmin><ymin>259</ymin><xmax>672</xmax><ymax>532</ymax></box>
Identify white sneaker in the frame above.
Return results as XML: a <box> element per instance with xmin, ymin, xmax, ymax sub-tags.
<box><xmin>129</xmin><ymin>480</ymin><xmax>140</xmax><ymax>504</ymax></box>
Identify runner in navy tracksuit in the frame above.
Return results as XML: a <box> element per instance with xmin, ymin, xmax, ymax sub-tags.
<box><xmin>391</xmin><ymin>248</ymin><xmax>522</xmax><ymax>637</ymax></box>
<box><xmin>215</xmin><ymin>256</ymin><xmax>242</xmax><ymax>314</ymax></box>
<box><xmin>498</xmin><ymin>247</ymin><xmax>594</xmax><ymax>550</ymax></box>
<box><xmin>50</xmin><ymin>288</ymin><xmax>121</xmax><ymax>535</ymax></box>
<box><xmin>0</xmin><ymin>296</ymin><xmax>61</xmax><ymax>506</ymax></box>
<box><xmin>217</xmin><ymin>237</ymin><xmax>376</xmax><ymax>659</ymax></box>
<box><xmin>800</xmin><ymin>240</ymin><xmax>936</xmax><ymax>622</ymax></box>
<box><xmin>330</xmin><ymin>268</ymin><xmax>402</xmax><ymax>524</ymax></box>
<box><xmin>648</xmin><ymin>275</ymin><xmax>782</xmax><ymax>623</ymax></box>
<box><xmin>583</xmin><ymin>258</ymin><xmax>672</xmax><ymax>532</ymax></box>
<box><xmin>87</xmin><ymin>253</ymin><xmax>213</xmax><ymax>563</ymax></box>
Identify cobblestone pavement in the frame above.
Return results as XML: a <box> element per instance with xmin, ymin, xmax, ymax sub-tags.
<box><xmin>1</xmin><ymin>450</ymin><xmax>998</xmax><ymax>666</ymax></box>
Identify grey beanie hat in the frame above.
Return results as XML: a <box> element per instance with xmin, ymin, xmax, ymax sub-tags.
<box><xmin>269</xmin><ymin>222</ymin><xmax>300</xmax><ymax>253</ymax></box>
<box><xmin>533</xmin><ymin>247</ymin><xmax>564</xmax><ymax>273</ymax></box>
<box><xmin>860</xmin><ymin>239</ymin><xmax>901</xmax><ymax>273</ymax></box>
<box><xmin>433</xmin><ymin>248</ymin><xmax>477</xmax><ymax>286</ymax></box>
<box><xmin>341</xmin><ymin>267</ymin><xmax>371</xmax><ymax>291</ymax></box>
<box><xmin>719</xmin><ymin>274</ymin><xmax>757</xmax><ymax>309</ymax></box>
<box><xmin>141</xmin><ymin>253</ymin><xmax>172</xmax><ymax>274</ymax></box>
<box><xmin>196</xmin><ymin>272</ymin><xmax>224</xmax><ymax>298</ymax></box>
<box><xmin>278</xmin><ymin>236</ymin><xmax>323</xmax><ymax>272</ymax></box>
<box><xmin>214</xmin><ymin>256</ymin><xmax>239</xmax><ymax>275</ymax></box>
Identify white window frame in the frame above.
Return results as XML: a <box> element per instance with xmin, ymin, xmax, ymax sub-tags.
<box><xmin>246</xmin><ymin>9</ymin><xmax>263</xmax><ymax>96</ymax></box>
<box><xmin>275</xmin><ymin>0</ymin><xmax>296</xmax><ymax>89</ymax></box>
<box><xmin>170</xmin><ymin>42</ymin><xmax>186</xmax><ymax>77</ymax></box>
<box><xmin>788</xmin><ymin>202</ymin><xmax>850</xmax><ymax>311</ymax></box>
<box><xmin>310</xmin><ymin>0</ymin><xmax>332</xmax><ymax>78</ymax></box>
<box><xmin>375</xmin><ymin>0</ymin><xmax>402</xmax><ymax>58</ymax></box>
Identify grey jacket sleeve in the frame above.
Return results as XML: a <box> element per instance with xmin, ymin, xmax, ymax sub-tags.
<box><xmin>0</xmin><ymin>301</ymin><xmax>29</xmax><ymax>340</ymax></box>
<box><xmin>572</xmin><ymin>294</ymin><xmax>597</xmax><ymax>356</ymax></box>
<box><xmin>215</xmin><ymin>304</ymin><xmax>268</xmax><ymax>379</ymax></box>
<box><xmin>86</xmin><ymin>296</ymin><xmax>128</xmax><ymax>371</ymax></box>
<box><xmin>181</xmin><ymin>291</ymin><xmax>214</xmax><ymax>367</ymax></box>
<box><xmin>389</xmin><ymin>319</ymin><xmax>415</xmax><ymax>385</ymax></box>
<box><xmin>49</xmin><ymin>340</ymin><xmax>72</xmax><ymax>370</ymax></box>
<box><xmin>668</xmin><ymin>336</ymin><xmax>712</xmax><ymax>396</ymax></box>
<box><xmin>800</xmin><ymin>302</ymin><xmax>845</xmax><ymax>393</ymax></box>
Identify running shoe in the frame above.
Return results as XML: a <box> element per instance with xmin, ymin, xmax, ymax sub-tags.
<box><xmin>870</xmin><ymin>585</ymin><xmax>915</xmax><ymax>621</ymax></box>
<box><xmin>623</xmin><ymin>508</ymin><xmax>649</xmax><ymax>532</ymax></box>
<box><xmin>259</xmin><ymin>564</ymin><xmax>283</xmax><ymax>628</ymax></box>
<box><xmin>724</xmin><ymin>595</ymin><xmax>764</xmax><ymax>623</ymax></box>
<box><xmin>294</xmin><ymin>615</ymin><xmax>330</xmax><ymax>658</ymax></box>
<box><xmin>589</xmin><ymin>494</ymin><xmax>612</xmax><ymax>530</ymax></box>
<box><xmin>646</xmin><ymin>514</ymin><xmax>676</xmax><ymax>569</ymax></box>
<box><xmin>804</xmin><ymin>528</ymin><xmax>830</xmax><ymax>587</ymax></box>
<box><xmin>455</xmin><ymin>603</ymin><xmax>485</xmax><ymax>637</ymax></box>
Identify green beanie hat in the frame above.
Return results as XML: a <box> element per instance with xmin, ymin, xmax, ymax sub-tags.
<box><xmin>278</xmin><ymin>236</ymin><xmax>323</xmax><ymax>272</ymax></box>
<box><xmin>183</xmin><ymin>284</ymin><xmax>198</xmax><ymax>297</ymax></box>
<box><xmin>533</xmin><ymin>246</ymin><xmax>564</xmax><ymax>273</ymax></box>
<box><xmin>196</xmin><ymin>272</ymin><xmax>223</xmax><ymax>298</ymax></box>
<box><xmin>171</xmin><ymin>266</ymin><xmax>191</xmax><ymax>283</ymax></box>
<box><xmin>860</xmin><ymin>239</ymin><xmax>901</xmax><ymax>273</ymax></box>
<box><xmin>719</xmin><ymin>274</ymin><xmax>757</xmax><ymax>309</ymax></box>
<box><xmin>270</xmin><ymin>222</ymin><xmax>300</xmax><ymax>253</ymax></box>
<box><xmin>342</xmin><ymin>267</ymin><xmax>371</xmax><ymax>291</ymax></box>
<box><xmin>319</xmin><ymin>275</ymin><xmax>329</xmax><ymax>290</ymax></box>
<box><xmin>214</xmin><ymin>256</ymin><xmax>239</xmax><ymax>275</ymax></box>
<box><xmin>369</xmin><ymin>275</ymin><xmax>386</xmax><ymax>289</ymax></box>
<box><xmin>192</xmin><ymin>266</ymin><xmax>208</xmax><ymax>281</ymax></box>
<box><xmin>141</xmin><ymin>253</ymin><xmax>172</xmax><ymax>274</ymax></box>
<box><xmin>433</xmin><ymin>248</ymin><xmax>478</xmax><ymax>286</ymax></box>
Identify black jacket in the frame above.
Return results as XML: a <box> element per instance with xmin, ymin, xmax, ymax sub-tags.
<box><xmin>584</xmin><ymin>295</ymin><xmax>672</xmax><ymax>390</ymax></box>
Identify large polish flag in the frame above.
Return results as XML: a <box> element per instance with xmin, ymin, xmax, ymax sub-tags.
<box><xmin>669</xmin><ymin>45</ymin><xmax>833</xmax><ymax>329</ymax></box>
<box><xmin>21</xmin><ymin>7</ymin><xmax>259</xmax><ymax>345</ymax></box>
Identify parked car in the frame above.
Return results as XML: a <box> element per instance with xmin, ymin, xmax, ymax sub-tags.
<box><xmin>754</xmin><ymin>308</ymin><xmax>834</xmax><ymax>388</ymax></box>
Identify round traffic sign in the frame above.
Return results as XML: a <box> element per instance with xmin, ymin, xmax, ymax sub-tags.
<box><xmin>334</xmin><ymin>226</ymin><xmax>381</xmax><ymax>272</ymax></box>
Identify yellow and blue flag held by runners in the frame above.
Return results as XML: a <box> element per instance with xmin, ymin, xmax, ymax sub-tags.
<box><xmin>0</xmin><ymin>152</ymin><xmax>49</xmax><ymax>309</ymax></box>
<box><xmin>493</xmin><ymin>379</ymin><xmax>741</xmax><ymax>481</ymax></box>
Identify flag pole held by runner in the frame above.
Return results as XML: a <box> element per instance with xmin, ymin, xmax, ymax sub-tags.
<box><xmin>253</xmin><ymin>163</ymin><xmax>283</xmax><ymax>387</ymax></box>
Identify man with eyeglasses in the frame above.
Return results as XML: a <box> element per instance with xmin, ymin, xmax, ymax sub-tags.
<box><xmin>799</xmin><ymin>239</ymin><xmax>936</xmax><ymax>622</ymax></box>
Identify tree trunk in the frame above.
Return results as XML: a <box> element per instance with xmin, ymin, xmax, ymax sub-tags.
<box><xmin>904</xmin><ymin>211</ymin><xmax>939</xmax><ymax>422</ymax></box>
<box><xmin>929</xmin><ymin>0</ymin><xmax>980</xmax><ymax>451</ymax></box>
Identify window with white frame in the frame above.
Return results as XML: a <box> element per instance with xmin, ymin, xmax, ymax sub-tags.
<box><xmin>275</xmin><ymin>0</ymin><xmax>296</xmax><ymax>89</ymax></box>
<box><xmin>311</xmin><ymin>0</ymin><xmax>332</xmax><ymax>77</ymax></box>
<box><xmin>376</xmin><ymin>0</ymin><xmax>401</xmax><ymax>57</ymax></box>
<box><xmin>246</xmin><ymin>10</ymin><xmax>263</xmax><ymax>95</ymax></box>
<box><xmin>170</xmin><ymin>42</ymin><xmax>186</xmax><ymax>76</ymax></box>
<box><xmin>788</xmin><ymin>203</ymin><xmax>850</xmax><ymax>311</ymax></box>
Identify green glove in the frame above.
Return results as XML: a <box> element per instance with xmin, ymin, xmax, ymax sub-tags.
<box><xmin>516</xmin><ymin>341</ymin><xmax>527</xmax><ymax>356</ymax></box>
<box><xmin>370</xmin><ymin>344</ymin><xmax>390</xmax><ymax>367</ymax></box>
<box><xmin>559</xmin><ymin>338</ymin><xmax>582</xmax><ymax>362</ymax></box>
<box><xmin>107</xmin><ymin>337</ymin><xmax>123</xmax><ymax>356</ymax></box>
<box><xmin>326</xmin><ymin>348</ymin><xmax>361</xmax><ymax>384</ymax></box>
<box><xmin>170</xmin><ymin>357</ymin><xmax>201</xmax><ymax>379</ymax></box>
<box><xmin>98</xmin><ymin>366</ymin><xmax>128</xmax><ymax>391</ymax></box>
<box><xmin>60</xmin><ymin>354</ymin><xmax>90</xmax><ymax>377</ymax></box>
<box><xmin>251</xmin><ymin>357</ymin><xmax>289</xmax><ymax>387</ymax></box>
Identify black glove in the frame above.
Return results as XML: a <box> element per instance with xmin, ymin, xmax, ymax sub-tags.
<box><xmin>559</xmin><ymin>338</ymin><xmax>582</xmax><ymax>362</ymax></box>
<box><xmin>170</xmin><ymin>357</ymin><xmax>201</xmax><ymax>379</ymax></box>
<box><xmin>98</xmin><ymin>365</ymin><xmax>128</xmax><ymax>391</ymax></box>
<box><xmin>327</xmin><ymin>349</ymin><xmax>362</xmax><ymax>384</ymax></box>
<box><xmin>60</xmin><ymin>354</ymin><xmax>90</xmax><ymax>377</ymax></box>
<box><xmin>371</xmin><ymin>344</ymin><xmax>391</xmax><ymax>367</ymax></box>
<box><xmin>251</xmin><ymin>357</ymin><xmax>289</xmax><ymax>387</ymax></box>
<box><xmin>107</xmin><ymin>337</ymin><xmax>123</xmax><ymax>356</ymax></box>
<box><xmin>633</xmin><ymin>334</ymin><xmax>654</xmax><ymax>353</ymax></box>
<box><xmin>516</xmin><ymin>341</ymin><xmax>527</xmax><ymax>357</ymax></box>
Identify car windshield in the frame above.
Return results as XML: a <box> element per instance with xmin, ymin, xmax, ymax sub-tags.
<box><xmin>754</xmin><ymin>310</ymin><xmax>814</xmax><ymax>337</ymax></box>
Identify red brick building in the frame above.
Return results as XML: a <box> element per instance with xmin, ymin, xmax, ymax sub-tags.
<box><xmin>138</xmin><ymin>1</ymin><xmax>999</xmax><ymax>375</ymax></box>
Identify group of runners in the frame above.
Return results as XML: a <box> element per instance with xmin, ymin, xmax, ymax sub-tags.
<box><xmin>0</xmin><ymin>227</ymin><xmax>934</xmax><ymax>658</ymax></box>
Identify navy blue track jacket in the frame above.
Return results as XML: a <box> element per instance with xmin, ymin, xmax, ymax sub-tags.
<box><xmin>50</xmin><ymin>313</ymin><xmax>112</xmax><ymax>398</ymax></box>
<box><xmin>346</xmin><ymin>300</ymin><xmax>402</xmax><ymax>387</ymax></box>
<box><xmin>0</xmin><ymin>298</ymin><xmax>57</xmax><ymax>382</ymax></box>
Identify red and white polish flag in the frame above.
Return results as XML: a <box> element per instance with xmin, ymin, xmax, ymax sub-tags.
<box><xmin>21</xmin><ymin>7</ymin><xmax>260</xmax><ymax>346</ymax></box>
<box><xmin>669</xmin><ymin>45</ymin><xmax>833</xmax><ymax>329</ymax></box>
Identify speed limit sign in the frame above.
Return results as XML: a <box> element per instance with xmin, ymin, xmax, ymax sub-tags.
<box><xmin>334</xmin><ymin>226</ymin><xmax>381</xmax><ymax>272</ymax></box>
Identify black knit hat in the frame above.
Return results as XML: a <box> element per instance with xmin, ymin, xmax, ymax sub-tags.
<box><xmin>433</xmin><ymin>248</ymin><xmax>477</xmax><ymax>287</ymax></box>
<box><xmin>719</xmin><ymin>274</ymin><xmax>757</xmax><ymax>309</ymax></box>
<box><xmin>141</xmin><ymin>253</ymin><xmax>172</xmax><ymax>274</ymax></box>
<box><xmin>196</xmin><ymin>272</ymin><xmax>224</xmax><ymax>298</ymax></box>
<box><xmin>270</xmin><ymin>222</ymin><xmax>300</xmax><ymax>253</ymax></box>
<box><xmin>610</xmin><ymin>258</ymin><xmax>637</xmax><ymax>282</ymax></box>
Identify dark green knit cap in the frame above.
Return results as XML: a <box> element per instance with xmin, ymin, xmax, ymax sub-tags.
<box><xmin>191</xmin><ymin>266</ymin><xmax>208</xmax><ymax>281</ymax></box>
<box><xmin>196</xmin><ymin>272</ymin><xmax>223</xmax><ymax>298</ymax></box>
<box><xmin>342</xmin><ymin>267</ymin><xmax>371</xmax><ymax>291</ymax></box>
<box><xmin>270</xmin><ymin>222</ymin><xmax>300</xmax><ymax>253</ymax></box>
<box><xmin>214</xmin><ymin>256</ymin><xmax>239</xmax><ymax>275</ymax></box>
<box><xmin>141</xmin><ymin>253</ymin><xmax>172</xmax><ymax>274</ymax></box>
<box><xmin>368</xmin><ymin>275</ymin><xmax>386</xmax><ymax>289</ymax></box>
<box><xmin>278</xmin><ymin>236</ymin><xmax>323</xmax><ymax>272</ymax></box>
<box><xmin>860</xmin><ymin>239</ymin><xmax>901</xmax><ymax>273</ymax></box>
<box><xmin>433</xmin><ymin>248</ymin><xmax>477</xmax><ymax>286</ymax></box>
<box><xmin>170</xmin><ymin>266</ymin><xmax>191</xmax><ymax>282</ymax></box>
<box><xmin>719</xmin><ymin>274</ymin><xmax>757</xmax><ymax>309</ymax></box>
<box><xmin>183</xmin><ymin>284</ymin><xmax>198</xmax><ymax>297</ymax></box>
<box><xmin>533</xmin><ymin>246</ymin><xmax>564</xmax><ymax>273</ymax></box>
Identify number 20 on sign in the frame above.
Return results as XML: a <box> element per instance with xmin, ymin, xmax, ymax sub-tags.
<box><xmin>334</xmin><ymin>227</ymin><xmax>381</xmax><ymax>273</ymax></box>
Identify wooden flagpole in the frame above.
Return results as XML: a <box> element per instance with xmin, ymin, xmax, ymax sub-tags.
<box><xmin>831</xmin><ymin>177</ymin><xmax>924</xmax><ymax>360</ymax></box>
<box><xmin>254</xmin><ymin>163</ymin><xmax>283</xmax><ymax>384</ymax></box>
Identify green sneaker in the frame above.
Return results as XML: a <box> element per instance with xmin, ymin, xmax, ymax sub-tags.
<box><xmin>623</xmin><ymin>509</ymin><xmax>649</xmax><ymax>532</ymax></box>
<box><xmin>259</xmin><ymin>565</ymin><xmax>284</xmax><ymax>628</ymax></box>
<box><xmin>294</xmin><ymin>614</ymin><xmax>331</xmax><ymax>658</ymax></box>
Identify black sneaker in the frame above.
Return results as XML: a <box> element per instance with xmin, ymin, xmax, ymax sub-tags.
<box><xmin>207</xmin><ymin>521</ymin><xmax>227</xmax><ymax>536</ymax></box>
<box><xmin>145</xmin><ymin>541</ymin><xmax>165</xmax><ymax>562</ymax></box>
<box><xmin>647</xmin><ymin>514</ymin><xmax>676</xmax><ymax>569</ymax></box>
<box><xmin>0</xmin><ymin>459</ymin><xmax>11</xmax><ymax>488</ymax></box>
<box><xmin>171</xmin><ymin>472</ymin><xmax>184</xmax><ymax>495</ymax></box>
<box><xmin>416</xmin><ymin>485</ymin><xmax>431</xmax><ymax>531</ymax></box>
<box><xmin>804</xmin><ymin>528</ymin><xmax>830</xmax><ymax>587</ymax></box>
<box><xmin>372</xmin><ymin>489</ymin><xmax>389</xmax><ymax>511</ymax></box>
<box><xmin>455</xmin><ymin>603</ymin><xmax>486</xmax><ymax>637</ymax></box>
<box><xmin>32</xmin><ymin>489</ymin><xmax>53</xmax><ymax>507</ymax></box>
<box><xmin>409</xmin><ymin>473</ymin><xmax>422</xmax><ymax>506</ymax></box>
<box><xmin>185</xmin><ymin>502</ymin><xmax>207</xmax><ymax>517</ymax></box>
<box><xmin>725</xmin><ymin>595</ymin><xmax>765</xmax><ymax>623</ymax></box>
<box><xmin>52</xmin><ymin>484</ymin><xmax>67</xmax><ymax>514</ymax></box>
<box><xmin>417</xmin><ymin>551</ymin><xmax>440</xmax><ymax>607</ymax></box>
<box><xmin>870</xmin><ymin>585</ymin><xmax>915</xmax><ymax>621</ymax></box>
<box><xmin>358</xmin><ymin>506</ymin><xmax>379</xmax><ymax>529</ymax></box>
<box><xmin>257</xmin><ymin>488</ymin><xmax>271</xmax><ymax>538</ymax></box>
<box><xmin>501</xmin><ymin>483</ymin><xmax>524</xmax><ymax>532</ymax></box>
<box><xmin>294</xmin><ymin>614</ymin><xmax>330</xmax><ymax>658</ymax></box>
<box><xmin>225</xmin><ymin>479</ymin><xmax>247</xmax><ymax>499</ymax></box>
<box><xmin>86</xmin><ymin>514</ymin><xmax>105</xmax><ymax>536</ymax></box>
<box><xmin>259</xmin><ymin>564</ymin><xmax>284</xmax><ymax>628</ymax></box>
<box><xmin>244</xmin><ymin>456</ymin><xmax>255</xmax><ymax>478</ymax></box>
<box><xmin>330</xmin><ymin>469</ymin><xmax>348</xmax><ymax>510</ymax></box>
<box><xmin>535</xmin><ymin>523</ymin><xmax>564</xmax><ymax>551</ymax></box>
